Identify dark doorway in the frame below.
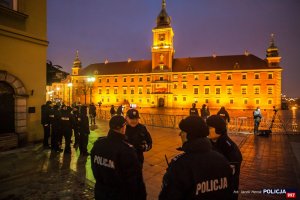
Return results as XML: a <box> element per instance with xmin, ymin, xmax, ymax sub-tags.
<box><xmin>158</xmin><ymin>98</ymin><xmax>165</xmax><ymax>107</ymax></box>
<box><xmin>0</xmin><ymin>82</ymin><xmax>15</xmax><ymax>134</ymax></box>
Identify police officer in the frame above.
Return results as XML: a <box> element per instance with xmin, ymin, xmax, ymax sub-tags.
<box><xmin>206</xmin><ymin>115</ymin><xmax>243</xmax><ymax>200</ymax></box>
<box><xmin>60</xmin><ymin>105</ymin><xmax>74</xmax><ymax>154</ymax></box>
<box><xmin>89</xmin><ymin>103</ymin><xmax>97</xmax><ymax>125</ymax></box>
<box><xmin>217</xmin><ymin>106</ymin><xmax>230</xmax><ymax>124</ymax></box>
<box><xmin>189</xmin><ymin>103</ymin><xmax>199</xmax><ymax>116</ymax></box>
<box><xmin>125</xmin><ymin>109</ymin><xmax>152</xmax><ymax>167</ymax></box>
<box><xmin>159</xmin><ymin>116</ymin><xmax>233</xmax><ymax>200</ymax></box>
<box><xmin>41</xmin><ymin>101</ymin><xmax>52</xmax><ymax>148</ymax></box>
<box><xmin>91</xmin><ymin>115</ymin><xmax>146</xmax><ymax>200</ymax></box>
<box><xmin>72</xmin><ymin>106</ymin><xmax>80</xmax><ymax>148</ymax></box>
<box><xmin>78</xmin><ymin>106</ymin><xmax>90</xmax><ymax>156</ymax></box>
<box><xmin>49</xmin><ymin>104</ymin><xmax>62</xmax><ymax>152</ymax></box>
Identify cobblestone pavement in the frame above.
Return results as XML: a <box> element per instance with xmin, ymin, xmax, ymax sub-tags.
<box><xmin>0</xmin><ymin>119</ymin><xmax>299</xmax><ymax>200</ymax></box>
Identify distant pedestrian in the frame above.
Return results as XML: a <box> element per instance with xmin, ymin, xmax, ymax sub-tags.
<box><xmin>253</xmin><ymin>106</ymin><xmax>262</xmax><ymax>134</ymax></box>
<box><xmin>159</xmin><ymin>116</ymin><xmax>233</xmax><ymax>200</ymax></box>
<box><xmin>217</xmin><ymin>106</ymin><xmax>230</xmax><ymax>124</ymax></box>
<box><xmin>91</xmin><ymin>115</ymin><xmax>146</xmax><ymax>200</ymax></box>
<box><xmin>125</xmin><ymin>109</ymin><xmax>152</xmax><ymax>167</ymax></box>
<box><xmin>116</xmin><ymin>105</ymin><xmax>124</xmax><ymax>116</ymax></box>
<box><xmin>78</xmin><ymin>106</ymin><xmax>90</xmax><ymax>156</ymax></box>
<box><xmin>41</xmin><ymin>101</ymin><xmax>52</xmax><ymax>148</ymax></box>
<box><xmin>200</xmin><ymin>104</ymin><xmax>210</xmax><ymax>121</ymax></box>
<box><xmin>89</xmin><ymin>103</ymin><xmax>96</xmax><ymax>125</ymax></box>
<box><xmin>207</xmin><ymin>115</ymin><xmax>243</xmax><ymax>200</ymax></box>
<box><xmin>189</xmin><ymin>103</ymin><xmax>199</xmax><ymax>116</ymax></box>
<box><xmin>110</xmin><ymin>105</ymin><xmax>116</xmax><ymax>117</ymax></box>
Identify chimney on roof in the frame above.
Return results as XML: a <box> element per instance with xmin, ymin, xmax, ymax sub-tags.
<box><xmin>212</xmin><ymin>53</ymin><xmax>217</xmax><ymax>58</ymax></box>
<box><xmin>104</xmin><ymin>59</ymin><xmax>109</xmax><ymax>64</ymax></box>
<box><xmin>128</xmin><ymin>58</ymin><xmax>132</xmax><ymax>63</ymax></box>
<box><xmin>244</xmin><ymin>50</ymin><xmax>249</xmax><ymax>56</ymax></box>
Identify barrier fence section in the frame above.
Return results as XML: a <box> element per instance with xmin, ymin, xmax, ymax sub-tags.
<box><xmin>97</xmin><ymin>110</ymin><xmax>300</xmax><ymax>134</ymax></box>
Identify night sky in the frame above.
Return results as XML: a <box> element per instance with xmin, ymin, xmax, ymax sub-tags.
<box><xmin>47</xmin><ymin>0</ymin><xmax>300</xmax><ymax>97</ymax></box>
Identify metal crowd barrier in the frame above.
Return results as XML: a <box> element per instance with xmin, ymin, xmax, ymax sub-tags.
<box><xmin>97</xmin><ymin>110</ymin><xmax>300</xmax><ymax>134</ymax></box>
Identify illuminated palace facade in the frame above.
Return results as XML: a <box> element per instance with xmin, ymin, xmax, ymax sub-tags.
<box><xmin>69</xmin><ymin>0</ymin><xmax>282</xmax><ymax>110</ymax></box>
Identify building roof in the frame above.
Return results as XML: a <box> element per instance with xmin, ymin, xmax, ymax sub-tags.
<box><xmin>78</xmin><ymin>54</ymin><xmax>281</xmax><ymax>76</ymax></box>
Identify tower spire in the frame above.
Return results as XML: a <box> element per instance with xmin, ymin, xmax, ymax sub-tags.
<box><xmin>266</xmin><ymin>33</ymin><xmax>281</xmax><ymax>67</ymax></box>
<box><xmin>162</xmin><ymin>0</ymin><xmax>166</xmax><ymax>9</ymax></box>
<box><xmin>156</xmin><ymin>0</ymin><xmax>171</xmax><ymax>28</ymax></box>
<box><xmin>73</xmin><ymin>49</ymin><xmax>82</xmax><ymax>68</ymax></box>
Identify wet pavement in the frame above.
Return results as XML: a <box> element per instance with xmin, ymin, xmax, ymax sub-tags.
<box><xmin>0</xmin><ymin>118</ymin><xmax>299</xmax><ymax>200</ymax></box>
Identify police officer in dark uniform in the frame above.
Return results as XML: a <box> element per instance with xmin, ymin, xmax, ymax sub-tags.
<box><xmin>217</xmin><ymin>106</ymin><xmax>230</xmax><ymax>124</ymax></box>
<box><xmin>41</xmin><ymin>101</ymin><xmax>52</xmax><ymax>148</ymax></box>
<box><xmin>72</xmin><ymin>106</ymin><xmax>80</xmax><ymax>148</ymax></box>
<box><xmin>159</xmin><ymin>116</ymin><xmax>233</xmax><ymax>200</ymax></box>
<box><xmin>60</xmin><ymin>105</ymin><xmax>74</xmax><ymax>154</ymax></box>
<box><xmin>125</xmin><ymin>109</ymin><xmax>152</xmax><ymax>167</ymax></box>
<box><xmin>91</xmin><ymin>115</ymin><xmax>146</xmax><ymax>200</ymax></box>
<box><xmin>206</xmin><ymin>115</ymin><xmax>243</xmax><ymax>200</ymax></box>
<box><xmin>189</xmin><ymin>103</ymin><xmax>199</xmax><ymax>116</ymax></box>
<box><xmin>49</xmin><ymin>104</ymin><xmax>61</xmax><ymax>152</ymax></box>
<box><xmin>78</xmin><ymin>106</ymin><xmax>90</xmax><ymax>156</ymax></box>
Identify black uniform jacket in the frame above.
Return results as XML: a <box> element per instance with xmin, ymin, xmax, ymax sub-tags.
<box><xmin>78</xmin><ymin>114</ymin><xmax>90</xmax><ymax>135</ymax></box>
<box><xmin>159</xmin><ymin>138</ymin><xmax>233</xmax><ymax>200</ymax></box>
<box><xmin>91</xmin><ymin>130</ymin><xmax>146</xmax><ymax>200</ymax></box>
<box><xmin>125</xmin><ymin>124</ymin><xmax>152</xmax><ymax>162</ymax></box>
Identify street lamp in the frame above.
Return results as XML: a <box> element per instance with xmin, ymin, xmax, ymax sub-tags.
<box><xmin>87</xmin><ymin>77</ymin><xmax>95</xmax><ymax>104</ymax></box>
<box><xmin>67</xmin><ymin>82</ymin><xmax>73</xmax><ymax>106</ymax></box>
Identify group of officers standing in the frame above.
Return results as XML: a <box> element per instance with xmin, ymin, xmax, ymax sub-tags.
<box><xmin>90</xmin><ymin>104</ymin><xmax>242</xmax><ymax>200</ymax></box>
<box><xmin>41</xmin><ymin>101</ymin><xmax>90</xmax><ymax>155</ymax></box>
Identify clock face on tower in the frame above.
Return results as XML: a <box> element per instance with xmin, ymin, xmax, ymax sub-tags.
<box><xmin>159</xmin><ymin>34</ymin><xmax>165</xmax><ymax>41</ymax></box>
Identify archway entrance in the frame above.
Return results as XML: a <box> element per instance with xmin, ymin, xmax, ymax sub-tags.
<box><xmin>0</xmin><ymin>82</ymin><xmax>15</xmax><ymax>134</ymax></box>
<box><xmin>158</xmin><ymin>97</ymin><xmax>165</xmax><ymax>107</ymax></box>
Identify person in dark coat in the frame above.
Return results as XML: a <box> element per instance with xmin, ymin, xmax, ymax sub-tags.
<box><xmin>116</xmin><ymin>105</ymin><xmax>124</xmax><ymax>116</ymax></box>
<box><xmin>49</xmin><ymin>104</ymin><xmax>63</xmax><ymax>152</ymax></box>
<box><xmin>200</xmin><ymin>104</ymin><xmax>210</xmax><ymax>121</ymax></box>
<box><xmin>60</xmin><ymin>105</ymin><xmax>74</xmax><ymax>154</ymax></box>
<box><xmin>206</xmin><ymin>115</ymin><xmax>243</xmax><ymax>200</ymax></box>
<box><xmin>72</xmin><ymin>106</ymin><xmax>80</xmax><ymax>148</ymax></box>
<box><xmin>189</xmin><ymin>103</ymin><xmax>199</xmax><ymax>116</ymax></box>
<box><xmin>253</xmin><ymin>106</ymin><xmax>262</xmax><ymax>134</ymax></box>
<box><xmin>217</xmin><ymin>106</ymin><xmax>230</xmax><ymax>125</ymax></box>
<box><xmin>41</xmin><ymin>101</ymin><xmax>52</xmax><ymax>148</ymax></box>
<box><xmin>125</xmin><ymin>109</ymin><xmax>152</xmax><ymax>167</ymax></box>
<box><xmin>110</xmin><ymin>105</ymin><xmax>116</xmax><ymax>117</ymax></box>
<box><xmin>89</xmin><ymin>103</ymin><xmax>97</xmax><ymax>125</ymax></box>
<box><xmin>159</xmin><ymin>116</ymin><xmax>233</xmax><ymax>200</ymax></box>
<box><xmin>78</xmin><ymin>106</ymin><xmax>90</xmax><ymax>156</ymax></box>
<box><xmin>91</xmin><ymin>115</ymin><xmax>146</xmax><ymax>200</ymax></box>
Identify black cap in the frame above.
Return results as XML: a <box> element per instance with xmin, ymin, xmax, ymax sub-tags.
<box><xmin>109</xmin><ymin>115</ymin><xmax>126</xmax><ymax>130</ymax></box>
<box><xmin>179</xmin><ymin>116</ymin><xmax>209</xmax><ymax>140</ymax></box>
<box><xmin>126</xmin><ymin>109</ymin><xmax>140</xmax><ymax>119</ymax></box>
<box><xmin>206</xmin><ymin>115</ymin><xmax>227</xmax><ymax>135</ymax></box>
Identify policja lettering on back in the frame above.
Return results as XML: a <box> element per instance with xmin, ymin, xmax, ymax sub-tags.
<box><xmin>196</xmin><ymin>177</ymin><xmax>228</xmax><ymax>195</ymax></box>
<box><xmin>93</xmin><ymin>155</ymin><xmax>115</xmax><ymax>169</ymax></box>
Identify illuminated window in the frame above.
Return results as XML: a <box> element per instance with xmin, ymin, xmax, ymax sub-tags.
<box><xmin>107</xmin><ymin>98</ymin><xmax>110</xmax><ymax>102</ymax></box>
<box><xmin>147</xmin><ymin>98</ymin><xmax>150</xmax><ymax>103</ymax></box>
<box><xmin>173</xmin><ymin>74</ymin><xmax>178</xmax><ymax>80</ymax></box>
<box><xmin>255</xmin><ymin>73</ymin><xmax>260</xmax><ymax>79</ymax></box>
<box><xmin>216</xmin><ymin>74</ymin><xmax>221</xmax><ymax>80</ymax></box>
<box><xmin>116</xmin><ymin>98</ymin><xmax>119</xmax><ymax>102</ymax></box>
<box><xmin>205</xmin><ymin>99</ymin><xmax>209</xmax><ymax>104</ymax></box>
<box><xmin>242</xmin><ymin>73</ymin><xmax>247</xmax><ymax>80</ymax></box>
<box><xmin>138</xmin><ymin>88</ymin><xmax>142</xmax><ymax>94</ymax></box>
<box><xmin>194</xmin><ymin>87</ymin><xmax>199</xmax><ymax>94</ymax></box>
<box><xmin>139</xmin><ymin>99</ymin><xmax>142</xmax><ymax>103</ymax></box>
<box><xmin>146</xmin><ymin>88</ymin><xmax>151</xmax><ymax>94</ymax></box>
<box><xmin>244</xmin><ymin>99</ymin><xmax>248</xmax><ymax>104</ymax></box>
<box><xmin>130</xmin><ymin>88</ymin><xmax>134</xmax><ymax>94</ymax></box>
<box><xmin>268</xmin><ymin>73</ymin><xmax>273</xmax><ymax>79</ymax></box>
<box><xmin>194</xmin><ymin>75</ymin><xmax>199</xmax><ymax>80</ymax></box>
<box><xmin>268</xmin><ymin>99</ymin><xmax>273</xmax><ymax>105</ymax></box>
<box><xmin>98</xmin><ymin>78</ymin><xmax>102</xmax><ymax>83</ymax></box>
<box><xmin>255</xmin><ymin>99</ymin><xmax>260</xmax><ymax>104</ymax></box>
<box><xmin>230</xmin><ymin>99</ymin><xmax>234</xmax><ymax>104</ymax></box>
<box><xmin>106</xmin><ymin>88</ymin><xmax>109</xmax><ymax>94</ymax></box>
<box><xmin>139</xmin><ymin>77</ymin><xmax>143</xmax><ymax>82</ymax></box>
<box><xmin>101</xmin><ymin>98</ymin><xmax>104</xmax><ymax>102</ymax></box>
<box><xmin>227</xmin><ymin>86</ymin><xmax>232</xmax><ymax>95</ymax></box>
<box><xmin>183</xmin><ymin>96</ymin><xmax>187</xmax><ymax>101</ymax></box>
<box><xmin>123</xmin><ymin>77</ymin><xmax>127</xmax><ymax>82</ymax></box>
<box><xmin>114</xmin><ymin>88</ymin><xmax>118</xmax><ymax>94</ymax></box>
<box><xmin>147</xmin><ymin>76</ymin><xmax>150</xmax><ymax>82</ymax></box>
<box><xmin>131</xmin><ymin>77</ymin><xmax>134</xmax><ymax>82</ymax></box>
<box><xmin>216</xmin><ymin>99</ymin><xmax>220</xmax><ymax>104</ymax></box>
<box><xmin>241</xmin><ymin>86</ymin><xmax>247</xmax><ymax>95</ymax></box>
<box><xmin>173</xmin><ymin>84</ymin><xmax>177</xmax><ymax>89</ymax></box>
<box><xmin>205</xmin><ymin>74</ymin><xmax>209</xmax><ymax>80</ymax></box>
<box><xmin>114</xmin><ymin>77</ymin><xmax>118</xmax><ymax>82</ymax></box>
<box><xmin>106</xmin><ymin>78</ymin><xmax>109</xmax><ymax>83</ymax></box>
<box><xmin>215</xmin><ymin>87</ymin><xmax>221</xmax><ymax>94</ymax></box>
<box><xmin>194</xmin><ymin>98</ymin><xmax>198</xmax><ymax>103</ymax></box>
<box><xmin>268</xmin><ymin>86</ymin><xmax>273</xmax><ymax>94</ymax></box>
<box><xmin>98</xmin><ymin>88</ymin><xmax>102</xmax><ymax>94</ymax></box>
<box><xmin>182</xmin><ymin>74</ymin><xmax>187</xmax><ymax>80</ymax></box>
<box><xmin>205</xmin><ymin>87</ymin><xmax>210</xmax><ymax>94</ymax></box>
<box><xmin>123</xmin><ymin>87</ymin><xmax>127</xmax><ymax>94</ymax></box>
<box><xmin>227</xmin><ymin>74</ymin><xmax>232</xmax><ymax>80</ymax></box>
<box><xmin>183</xmin><ymin>83</ymin><xmax>187</xmax><ymax>89</ymax></box>
<box><xmin>174</xmin><ymin>96</ymin><xmax>177</xmax><ymax>101</ymax></box>
<box><xmin>254</xmin><ymin>86</ymin><xmax>260</xmax><ymax>95</ymax></box>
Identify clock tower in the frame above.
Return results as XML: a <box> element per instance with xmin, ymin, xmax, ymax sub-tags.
<box><xmin>152</xmin><ymin>0</ymin><xmax>174</xmax><ymax>72</ymax></box>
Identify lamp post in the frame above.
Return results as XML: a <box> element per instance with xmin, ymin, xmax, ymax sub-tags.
<box><xmin>67</xmin><ymin>82</ymin><xmax>73</xmax><ymax>106</ymax></box>
<box><xmin>87</xmin><ymin>77</ymin><xmax>95</xmax><ymax>104</ymax></box>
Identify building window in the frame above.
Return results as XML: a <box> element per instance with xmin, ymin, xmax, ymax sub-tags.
<box><xmin>139</xmin><ymin>98</ymin><xmax>142</xmax><ymax>103</ymax></box>
<box><xmin>114</xmin><ymin>77</ymin><xmax>118</xmax><ymax>82</ymax></box>
<box><xmin>123</xmin><ymin>87</ymin><xmax>127</xmax><ymax>94</ymax></box>
<box><xmin>255</xmin><ymin>99</ymin><xmax>260</xmax><ymax>104</ymax></box>
<box><xmin>138</xmin><ymin>88</ymin><xmax>142</xmax><ymax>94</ymax></box>
<box><xmin>147</xmin><ymin>76</ymin><xmax>150</xmax><ymax>82</ymax></box>
<box><xmin>98</xmin><ymin>78</ymin><xmax>102</xmax><ymax>83</ymax></box>
<box><xmin>268</xmin><ymin>99</ymin><xmax>273</xmax><ymax>105</ymax></box>
<box><xmin>241</xmin><ymin>86</ymin><xmax>247</xmax><ymax>95</ymax></box>
<box><xmin>242</xmin><ymin>73</ymin><xmax>247</xmax><ymax>80</ymax></box>
<box><xmin>194</xmin><ymin>98</ymin><xmax>198</xmax><ymax>103</ymax></box>
<box><xmin>194</xmin><ymin>87</ymin><xmax>199</xmax><ymax>94</ymax></box>
<box><xmin>107</xmin><ymin>78</ymin><xmax>109</xmax><ymax>83</ymax></box>
<box><xmin>183</xmin><ymin>83</ymin><xmax>187</xmax><ymax>89</ymax></box>
<box><xmin>106</xmin><ymin>88</ymin><xmax>109</xmax><ymax>94</ymax></box>
<box><xmin>194</xmin><ymin>75</ymin><xmax>199</xmax><ymax>80</ymax></box>
<box><xmin>205</xmin><ymin>87</ymin><xmax>210</xmax><ymax>94</ymax></box>
<box><xmin>216</xmin><ymin>74</ymin><xmax>221</xmax><ymax>80</ymax></box>
<box><xmin>139</xmin><ymin>77</ymin><xmax>143</xmax><ymax>82</ymax></box>
<box><xmin>160</xmin><ymin>76</ymin><xmax>163</xmax><ymax>81</ymax></box>
<box><xmin>131</xmin><ymin>99</ymin><xmax>134</xmax><ymax>103</ymax></box>
<box><xmin>227</xmin><ymin>86</ymin><xmax>232</xmax><ymax>95</ymax></box>
<box><xmin>244</xmin><ymin>99</ymin><xmax>248</xmax><ymax>104</ymax></box>
<box><xmin>183</xmin><ymin>97</ymin><xmax>187</xmax><ymax>101</ymax></box>
<box><xmin>230</xmin><ymin>99</ymin><xmax>234</xmax><ymax>104</ymax></box>
<box><xmin>254</xmin><ymin>86</ymin><xmax>260</xmax><ymax>95</ymax></box>
<box><xmin>174</xmin><ymin>96</ymin><xmax>177</xmax><ymax>101</ymax></box>
<box><xmin>268</xmin><ymin>73</ymin><xmax>273</xmax><ymax>79</ymax></box>
<box><xmin>131</xmin><ymin>88</ymin><xmax>134</xmax><ymax>94</ymax></box>
<box><xmin>268</xmin><ymin>86</ymin><xmax>273</xmax><ymax>94</ymax></box>
<box><xmin>114</xmin><ymin>88</ymin><xmax>118</xmax><ymax>94</ymax></box>
<box><xmin>173</xmin><ymin>84</ymin><xmax>177</xmax><ymax>89</ymax></box>
<box><xmin>173</xmin><ymin>74</ymin><xmax>178</xmax><ymax>80</ymax></box>
<box><xmin>147</xmin><ymin>98</ymin><xmax>150</xmax><ymax>103</ymax></box>
<box><xmin>146</xmin><ymin>88</ymin><xmax>150</xmax><ymax>94</ymax></box>
<box><xmin>205</xmin><ymin>99</ymin><xmax>209</xmax><ymax>104</ymax></box>
<box><xmin>123</xmin><ymin>77</ymin><xmax>127</xmax><ymax>82</ymax></box>
<box><xmin>182</xmin><ymin>74</ymin><xmax>187</xmax><ymax>80</ymax></box>
<box><xmin>227</xmin><ymin>74</ymin><xmax>232</xmax><ymax>80</ymax></box>
<box><xmin>205</xmin><ymin>74</ymin><xmax>209</xmax><ymax>80</ymax></box>
<box><xmin>255</xmin><ymin>73</ymin><xmax>260</xmax><ymax>79</ymax></box>
<box><xmin>215</xmin><ymin>87</ymin><xmax>221</xmax><ymax>94</ymax></box>
<box><xmin>131</xmin><ymin>77</ymin><xmax>134</xmax><ymax>82</ymax></box>
<box><xmin>116</xmin><ymin>98</ymin><xmax>119</xmax><ymax>102</ymax></box>
<box><xmin>98</xmin><ymin>89</ymin><xmax>102</xmax><ymax>94</ymax></box>
<box><xmin>107</xmin><ymin>98</ymin><xmax>110</xmax><ymax>102</ymax></box>
<box><xmin>216</xmin><ymin>99</ymin><xmax>220</xmax><ymax>104</ymax></box>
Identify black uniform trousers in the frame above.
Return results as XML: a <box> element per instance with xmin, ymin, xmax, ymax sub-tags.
<box><xmin>43</xmin><ymin>125</ymin><xmax>50</xmax><ymax>147</ymax></box>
